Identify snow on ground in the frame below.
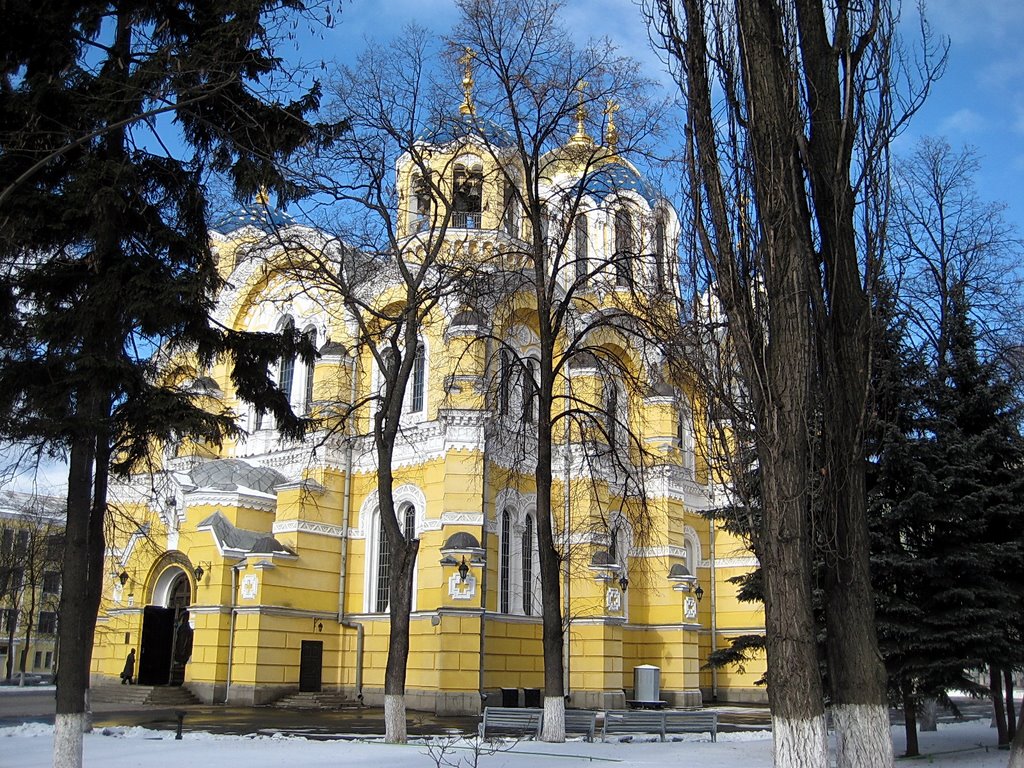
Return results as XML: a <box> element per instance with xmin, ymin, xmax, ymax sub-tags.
<box><xmin>0</xmin><ymin>718</ymin><xmax>1012</xmax><ymax>768</ymax></box>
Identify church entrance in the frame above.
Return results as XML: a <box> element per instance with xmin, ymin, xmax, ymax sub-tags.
<box><xmin>137</xmin><ymin>571</ymin><xmax>191</xmax><ymax>686</ymax></box>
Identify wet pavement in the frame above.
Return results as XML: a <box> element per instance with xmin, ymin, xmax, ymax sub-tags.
<box><xmin>0</xmin><ymin>688</ymin><xmax>995</xmax><ymax>741</ymax></box>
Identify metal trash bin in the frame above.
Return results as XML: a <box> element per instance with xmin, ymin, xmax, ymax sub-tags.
<box><xmin>501</xmin><ymin>687</ymin><xmax>519</xmax><ymax>707</ymax></box>
<box><xmin>633</xmin><ymin>665</ymin><xmax>661</xmax><ymax>702</ymax></box>
<box><xmin>523</xmin><ymin>688</ymin><xmax>541</xmax><ymax>708</ymax></box>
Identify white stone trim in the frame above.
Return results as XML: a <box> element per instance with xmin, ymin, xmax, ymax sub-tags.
<box><xmin>271</xmin><ymin>520</ymin><xmax>346</xmax><ymax>538</ymax></box>
<box><xmin>185</xmin><ymin>489</ymin><xmax>277</xmax><ymax>513</ymax></box>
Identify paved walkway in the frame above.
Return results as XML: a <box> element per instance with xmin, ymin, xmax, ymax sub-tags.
<box><xmin>0</xmin><ymin>687</ymin><xmax>995</xmax><ymax>740</ymax></box>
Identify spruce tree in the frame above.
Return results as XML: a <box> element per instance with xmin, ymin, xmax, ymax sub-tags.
<box><xmin>924</xmin><ymin>291</ymin><xmax>1024</xmax><ymax>747</ymax></box>
<box><xmin>0</xmin><ymin>3</ymin><xmax>335</xmax><ymax>765</ymax></box>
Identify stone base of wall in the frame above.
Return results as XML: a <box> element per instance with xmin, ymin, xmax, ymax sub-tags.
<box><xmin>569</xmin><ymin>689</ymin><xmax>627</xmax><ymax>711</ymax></box>
<box><xmin>704</xmin><ymin>686</ymin><xmax>768</xmax><ymax>704</ymax></box>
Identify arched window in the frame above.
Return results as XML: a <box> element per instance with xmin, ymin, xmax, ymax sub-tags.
<box><xmin>411</xmin><ymin>172</ymin><xmax>431</xmax><ymax>233</ymax></box>
<box><xmin>654</xmin><ymin>215</ymin><xmax>667</xmax><ymax>291</ymax></box>
<box><xmin>614</xmin><ymin>208</ymin><xmax>634</xmax><ymax>288</ymax></box>
<box><xmin>502</xmin><ymin>177</ymin><xmax>520</xmax><ymax>237</ymax></box>
<box><xmin>453</xmin><ymin>161</ymin><xmax>483</xmax><ymax>228</ymax></box>
<box><xmin>303</xmin><ymin>326</ymin><xmax>317</xmax><ymax>414</ymax></box>
<box><xmin>499</xmin><ymin>348</ymin><xmax>514</xmax><ymax>416</ymax></box>
<box><xmin>379</xmin><ymin>342</ymin><xmax>425</xmax><ymax>416</ymax></box>
<box><xmin>278</xmin><ymin>317</ymin><xmax>296</xmax><ymax>403</ymax></box>
<box><xmin>410</xmin><ymin>343</ymin><xmax>425</xmax><ymax>413</ymax></box>
<box><xmin>605</xmin><ymin>380</ymin><xmax>620</xmax><ymax>446</ymax></box>
<box><xmin>500</xmin><ymin>510</ymin><xmax>512</xmax><ymax>613</ymax></box>
<box><xmin>677</xmin><ymin>400</ymin><xmax>695</xmax><ymax>473</ymax></box>
<box><xmin>374</xmin><ymin>502</ymin><xmax>417</xmax><ymax>613</ymax></box>
<box><xmin>521</xmin><ymin>514</ymin><xmax>535</xmax><ymax>616</ymax></box>
<box><xmin>522</xmin><ymin>358</ymin><xmax>537</xmax><ymax>424</ymax></box>
<box><xmin>374</xmin><ymin>515</ymin><xmax>391</xmax><ymax>613</ymax></box>
<box><xmin>575</xmin><ymin>214</ymin><xmax>589</xmax><ymax>286</ymax></box>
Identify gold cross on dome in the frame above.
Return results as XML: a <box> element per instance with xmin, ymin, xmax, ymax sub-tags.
<box><xmin>459</xmin><ymin>47</ymin><xmax>477</xmax><ymax>116</ymax></box>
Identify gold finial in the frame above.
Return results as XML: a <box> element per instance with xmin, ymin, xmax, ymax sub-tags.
<box><xmin>568</xmin><ymin>80</ymin><xmax>593</xmax><ymax>148</ymax></box>
<box><xmin>458</xmin><ymin>47</ymin><xmax>477</xmax><ymax>116</ymax></box>
<box><xmin>255</xmin><ymin>185</ymin><xmax>270</xmax><ymax>206</ymax></box>
<box><xmin>604</xmin><ymin>100</ymin><xmax>619</xmax><ymax>153</ymax></box>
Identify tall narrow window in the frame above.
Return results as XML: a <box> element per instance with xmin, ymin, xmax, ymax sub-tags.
<box><xmin>410</xmin><ymin>344</ymin><xmax>425</xmax><ymax>413</ymax></box>
<box><xmin>523</xmin><ymin>358</ymin><xmax>537</xmax><ymax>424</ymax></box>
<box><xmin>412</xmin><ymin>173</ymin><xmax>431</xmax><ymax>233</ymax></box>
<box><xmin>522</xmin><ymin>515</ymin><xmax>535</xmax><ymax>616</ymax></box>
<box><xmin>499</xmin><ymin>349</ymin><xmax>514</xmax><ymax>416</ymax></box>
<box><xmin>279</xmin><ymin>317</ymin><xmax>296</xmax><ymax>403</ymax></box>
<box><xmin>375</xmin><ymin>517</ymin><xmax>391</xmax><ymax>613</ymax></box>
<box><xmin>303</xmin><ymin>327</ymin><xmax>317</xmax><ymax>414</ymax></box>
<box><xmin>574</xmin><ymin>214</ymin><xmax>589</xmax><ymax>286</ymax></box>
<box><xmin>655</xmin><ymin>216</ymin><xmax>667</xmax><ymax>291</ymax></box>
<box><xmin>614</xmin><ymin>208</ymin><xmax>634</xmax><ymax>287</ymax></box>
<box><xmin>500</xmin><ymin>511</ymin><xmax>511</xmax><ymax>614</ymax></box>
<box><xmin>605</xmin><ymin>382</ymin><xmax>619</xmax><ymax>445</ymax></box>
<box><xmin>502</xmin><ymin>178</ymin><xmax>519</xmax><ymax>237</ymax></box>
<box><xmin>453</xmin><ymin>162</ymin><xmax>483</xmax><ymax>228</ymax></box>
<box><xmin>403</xmin><ymin>503</ymin><xmax>416</xmax><ymax>540</ymax></box>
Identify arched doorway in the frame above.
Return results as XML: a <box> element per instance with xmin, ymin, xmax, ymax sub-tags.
<box><xmin>137</xmin><ymin>568</ymin><xmax>191</xmax><ymax>686</ymax></box>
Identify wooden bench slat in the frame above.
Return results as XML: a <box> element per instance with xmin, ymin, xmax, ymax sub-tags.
<box><xmin>479</xmin><ymin>707</ymin><xmax>544</xmax><ymax>739</ymax></box>
<box><xmin>563</xmin><ymin>710</ymin><xmax>598</xmax><ymax>741</ymax></box>
<box><xmin>602</xmin><ymin>709</ymin><xmax>667</xmax><ymax>742</ymax></box>
<box><xmin>664</xmin><ymin>710</ymin><xmax>719</xmax><ymax>742</ymax></box>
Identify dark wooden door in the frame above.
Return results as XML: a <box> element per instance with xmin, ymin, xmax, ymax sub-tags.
<box><xmin>299</xmin><ymin>640</ymin><xmax>323</xmax><ymax>692</ymax></box>
<box><xmin>138</xmin><ymin>606</ymin><xmax>174</xmax><ymax>685</ymax></box>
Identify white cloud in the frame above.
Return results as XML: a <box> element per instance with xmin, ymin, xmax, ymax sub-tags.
<box><xmin>938</xmin><ymin>107</ymin><xmax>987</xmax><ymax>134</ymax></box>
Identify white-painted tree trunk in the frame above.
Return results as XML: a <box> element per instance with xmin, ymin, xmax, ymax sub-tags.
<box><xmin>540</xmin><ymin>696</ymin><xmax>565</xmax><ymax>742</ymax></box>
<box><xmin>384</xmin><ymin>694</ymin><xmax>406</xmax><ymax>743</ymax></box>
<box><xmin>833</xmin><ymin>703</ymin><xmax>895</xmax><ymax>768</ymax></box>
<box><xmin>53</xmin><ymin>712</ymin><xmax>87</xmax><ymax>768</ymax></box>
<box><xmin>773</xmin><ymin>714</ymin><xmax>828</xmax><ymax>768</ymax></box>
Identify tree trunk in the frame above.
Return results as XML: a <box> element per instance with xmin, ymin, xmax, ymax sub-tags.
<box><xmin>1006</xmin><ymin>668</ymin><xmax>1017</xmax><ymax>742</ymax></box>
<box><xmin>901</xmin><ymin>682</ymin><xmax>919</xmax><ymax>757</ymax></box>
<box><xmin>993</xmin><ymin>666</ymin><xmax>1009</xmax><ymax>747</ymax></box>
<box><xmin>53</xmin><ymin>431</ymin><xmax>96</xmax><ymax>768</ymax></box>
<box><xmin>536</xmin><ymin>389</ymin><xmax>565</xmax><ymax>742</ymax></box>
<box><xmin>1010</xmin><ymin>723</ymin><xmax>1024</xmax><ymax>768</ymax></box>
<box><xmin>383</xmin><ymin>539</ymin><xmax>416</xmax><ymax>744</ymax></box>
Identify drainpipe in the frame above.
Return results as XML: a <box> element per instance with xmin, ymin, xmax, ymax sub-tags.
<box><xmin>708</xmin><ymin>502</ymin><xmax>718</xmax><ymax>701</ymax></box>
<box><xmin>476</xmin><ymin>420</ymin><xmax>489</xmax><ymax>708</ymax></box>
<box><xmin>477</xmin><ymin>339</ymin><xmax>492</xmax><ymax>708</ymax></box>
<box><xmin>226</xmin><ymin>562</ymin><xmax>244</xmax><ymax>702</ymax></box>
<box><xmin>562</xmin><ymin>372</ymin><xmax>572</xmax><ymax>700</ymax></box>
<box><xmin>336</xmin><ymin>352</ymin><xmax>364</xmax><ymax>702</ymax></box>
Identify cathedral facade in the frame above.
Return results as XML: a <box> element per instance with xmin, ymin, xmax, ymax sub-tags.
<box><xmin>90</xmin><ymin>104</ymin><xmax>765</xmax><ymax>714</ymax></box>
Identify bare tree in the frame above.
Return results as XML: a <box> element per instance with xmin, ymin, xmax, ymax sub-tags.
<box><xmin>644</xmin><ymin>0</ymin><xmax>944</xmax><ymax>765</ymax></box>
<box><xmin>448</xmin><ymin>0</ymin><xmax>678</xmax><ymax>741</ymax></box>
<box><xmin>0</xmin><ymin>492</ymin><xmax>63</xmax><ymax>684</ymax></box>
<box><xmin>890</xmin><ymin>136</ymin><xmax>1024</xmax><ymax>368</ymax></box>
<box><xmin>265</xmin><ymin>27</ymin><xmax>475</xmax><ymax>743</ymax></box>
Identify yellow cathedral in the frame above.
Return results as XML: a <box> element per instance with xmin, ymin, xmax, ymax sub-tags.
<box><xmin>90</xmin><ymin>102</ymin><xmax>766</xmax><ymax>714</ymax></box>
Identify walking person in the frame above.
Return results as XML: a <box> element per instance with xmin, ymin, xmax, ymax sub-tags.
<box><xmin>120</xmin><ymin>648</ymin><xmax>135</xmax><ymax>685</ymax></box>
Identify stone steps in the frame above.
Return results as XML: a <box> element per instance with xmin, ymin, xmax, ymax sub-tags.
<box><xmin>91</xmin><ymin>683</ymin><xmax>200</xmax><ymax>707</ymax></box>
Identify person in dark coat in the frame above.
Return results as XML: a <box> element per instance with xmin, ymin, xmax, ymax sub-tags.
<box><xmin>120</xmin><ymin>649</ymin><xmax>135</xmax><ymax>685</ymax></box>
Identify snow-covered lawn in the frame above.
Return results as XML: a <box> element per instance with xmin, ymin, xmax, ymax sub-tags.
<box><xmin>0</xmin><ymin>718</ymin><xmax>1011</xmax><ymax>768</ymax></box>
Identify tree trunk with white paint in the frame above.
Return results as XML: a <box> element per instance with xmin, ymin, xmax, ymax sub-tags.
<box><xmin>541</xmin><ymin>696</ymin><xmax>565</xmax><ymax>743</ymax></box>
<box><xmin>53</xmin><ymin>713</ymin><xmax>88</xmax><ymax>768</ymax></box>
<box><xmin>384</xmin><ymin>694</ymin><xmax>406</xmax><ymax>744</ymax></box>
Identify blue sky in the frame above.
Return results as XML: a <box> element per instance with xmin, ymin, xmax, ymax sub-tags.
<box><xmin>326</xmin><ymin>0</ymin><xmax>1024</xmax><ymax>228</ymax></box>
<box><xmin>6</xmin><ymin>0</ymin><xmax>1021</xmax><ymax>496</ymax></box>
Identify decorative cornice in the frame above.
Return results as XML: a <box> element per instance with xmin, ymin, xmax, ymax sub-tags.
<box><xmin>185</xmin><ymin>489</ymin><xmax>276</xmax><ymax>513</ymax></box>
<box><xmin>272</xmin><ymin>520</ymin><xmax>346</xmax><ymax>538</ymax></box>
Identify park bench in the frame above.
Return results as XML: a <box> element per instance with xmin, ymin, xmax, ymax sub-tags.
<box><xmin>601</xmin><ymin>709</ymin><xmax>667</xmax><ymax>742</ymax></box>
<box><xmin>664</xmin><ymin>710</ymin><xmax>719</xmax><ymax>742</ymax></box>
<box><xmin>563</xmin><ymin>709</ymin><xmax>598</xmax><ymax>741</ymax></box>
<box><xmin>478</xmin><ymin>707</ymin><xmax>544</xmax><ymax>739</ymax></box>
